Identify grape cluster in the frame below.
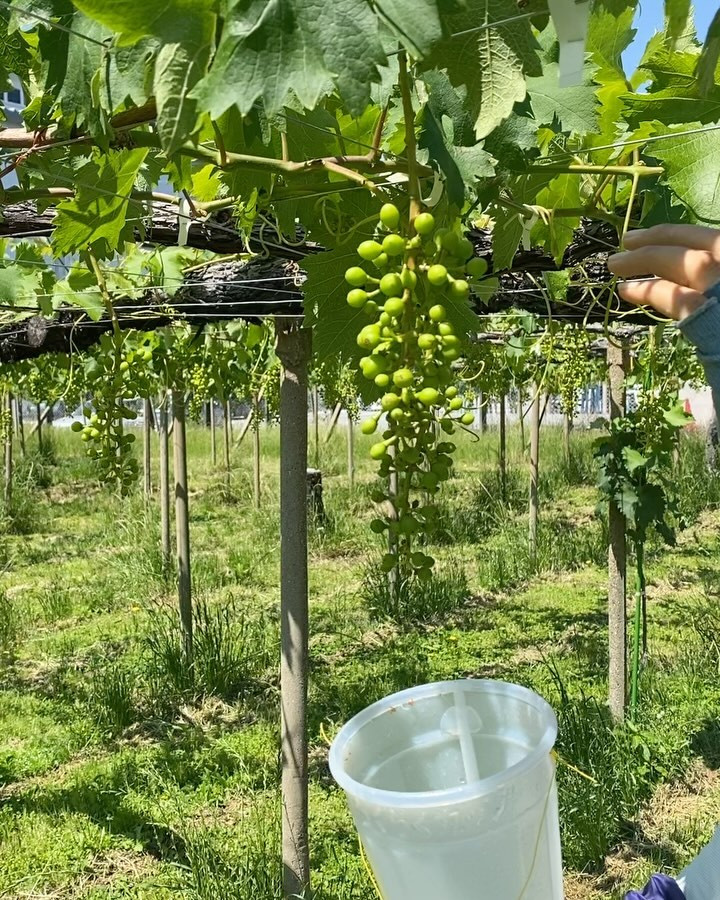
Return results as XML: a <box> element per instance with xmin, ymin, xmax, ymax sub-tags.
<box><xmin>188</xmin><ymin>362</ymin><xmax>213</xmax><ymax>421</ymax></box>
<box><xmin>347</xmin><ymin>204</ymin><xmax>486</xmax><ymax>579</ymax></box>
<box><xmin>0</xmin><ymin>395</ymin><xmax>11</xmax><ymax>445</ymax></box>
<box><xmin>541</xmin><ymin>324</ymin><xmax>599</xmax><ymax>416</ymax></box>
<box><xmin>70</xmin><ymin>333</ymin><xmax>145</xmax><ymax>494</ymax></box>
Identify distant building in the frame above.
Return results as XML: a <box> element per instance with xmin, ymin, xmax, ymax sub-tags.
<box><xmin>1</xmin><ymin>75</ymin><xmax>24</xmax><ymax>127</ymax></box>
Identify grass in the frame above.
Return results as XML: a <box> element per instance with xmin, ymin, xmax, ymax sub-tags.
<box><xmin>0</xmin><ymin>421</ymin><xmax>718</xmax><ymax>898</ymax></box>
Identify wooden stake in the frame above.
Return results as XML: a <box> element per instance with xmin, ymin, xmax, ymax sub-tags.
<box><xmin>529</xmin><ymin>388</ymin><xmax>541</xmax><ymax>558</ymax></box>
<box><xmin>608</xmin><ymin>341</ymin><xmax>628</xmax><ymax>723</ymax></box>
<box><xmin>143</xmin><ymin>398</ymin><xmax>152</xmax><ymax>498</ymax></box>
<box><xmin>210</xmin><ymin>400</ymin><xmax>217</xmax><ymax>466</ymax></box>
<box><xmin>223</xmin><ymin>399</ymin><xmax>231</xmax><ymax>484</ymax></box>
<box><xmin>275</xmin><ymin>319</ymin><xmax>311</xmax><ymax>900</ymax></box>
<box><xmin>499</xmin><ymin>394</ymin><xmax>507</xmax><ymax>501</ymax></box>
<box><xmin>563</xmin><ymin>411</ymin><xmax>573</xmax><ymax>462</ymax></box>
<box><xmin>347</xmin><ymin>411</ymin><xmax>355</xmax><ymax>490</ymax></box>
<box><xmin>313</xmin><ymin>386</ymin><xmax>320</xmax><ymax>468</ymax></box>
<box><xmin>172</xmin><ymin>388</ymin><xmax>193</xmax><ymax>668</ymax></box>
<box><xmin>15</xmin><ymin>397</ymin><xmax>25</xmax><ymax>458</ymax></box>
<box><xmin>158</xmin><ymin>393</ymin><xmax>171</xmax><ymax>567</ymax></box>
<box><xmin>36</xmin><ymin>403</ymin><xmax>43</xmax><ymax>451</ymax></box>
<box><xmin>4</xmin><ymin>392</ymin><xmax>12</xmax><ymax>505</ymax></box>
<box><xmin>253</xmin><ymin>393</ymin><xmax>261</xmax><ymax>510</ymax></box>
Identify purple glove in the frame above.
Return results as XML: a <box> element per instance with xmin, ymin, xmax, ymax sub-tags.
<box><xmin>625</xmin><ymin>874</ymin><xmax>685</xmax><ymax>900</ymax></box>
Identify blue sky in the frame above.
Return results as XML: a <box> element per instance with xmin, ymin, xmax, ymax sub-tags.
<box><xmin>623</xmin><ymin>2</ymin><xmax>718</xmax><ymax>73</ymax></box>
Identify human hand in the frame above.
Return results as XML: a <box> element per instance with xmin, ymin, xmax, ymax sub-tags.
<box><xmin>607</xmin><ymin>224</ymin><xmax>720</xmax><ymax>320</ymax></box>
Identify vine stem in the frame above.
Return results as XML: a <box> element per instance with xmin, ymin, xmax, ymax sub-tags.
<box><xmin>529</xmin><ymin>163</ymin><xmax>663</xmax><ymax>177</ymax></box>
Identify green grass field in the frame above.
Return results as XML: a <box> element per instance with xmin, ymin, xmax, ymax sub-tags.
<box><xmin>1</xmin><ymin>420</ymin><xmax>719</xmax><ymax>899</ymax></box>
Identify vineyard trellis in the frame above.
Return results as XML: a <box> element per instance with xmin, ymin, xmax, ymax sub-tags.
<box><xmin>1</xmin><ymin>0</ymin><xmax>719</xmax><ymax>895</ymax></box>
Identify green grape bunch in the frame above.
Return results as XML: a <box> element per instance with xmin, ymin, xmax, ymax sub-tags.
<box><xmin>347</xmin><ymin>203</ymin><xmax>487</xmax><ymax>580</ymax></box>
<box><xmin>70</xmin><ymin>332</ymin><xmax>141</xmax><ymax>495</ymax></box>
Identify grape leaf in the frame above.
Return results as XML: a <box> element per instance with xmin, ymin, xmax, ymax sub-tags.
<box><xmin>534</xmin><ymin>174</ymin><xmax>582</xmax><ymax>263</ymax></box>
<box><xmin>527</xmin><ymin>63</ymin><xmax>599</xmax><ymax>134</ymax></box>
<box><xmin>664</xmin><ymin>0</ymin><xmax>691</xmax><ymax>46</ymax></box>
<box><xmin>649</xmin><ymin>125</ymin><xmax>720</xmax><ymax>222</ymax></box>
<box><xmin>192</xmin><ymin>0</ymin><xmax>387</xmax><ymax>119</ymax></box>
<box><xmin>586</xmin><ymin>0</ymin><xmax>637</xmax><ymax>80</ymax></box>
<box><xmin>303</xmin><ymin>246</ymin><xmax>368</xmax><ymax>363</ymax></box>
<box><xmin>697</xmin><ymin>10</ymin><xmax>720</xmax><ymax>97</ymax></box>
<box><xmin>491</xmin><ymin>204</ymin><xmax>524</xmax><ymax>271</ymax></box>
<box><xmin>374</xmin><ymin>0</ymin><xmax>452</xmax><ymax>57</ymax></box>
<box><xmin>73</xmin><ymin>0</ymin><xmax>215</xmax><ymax>153</ymax></box>
<box><xmin>103</xmin><ymin>38</ymin><xmax>157</xmax><ymax>111</ymax></box>
<box><xmin>44</xmin><ymin>12</ymin><xmax>108</xmax><ymax>128</ymax></box>
<box><xmin>426</xmin><ymin>0</ymin><xmax>541</xmax><ymax>140</ymax></box>
<box><xmin>52</xmin><ymin>148</ymin><xmax>149</xmax><ymax>258</ymax></box>
<box><xmin>418</xmin><ymin>107</ymin><xmax>495</xmax><ymax>208</ymax></box>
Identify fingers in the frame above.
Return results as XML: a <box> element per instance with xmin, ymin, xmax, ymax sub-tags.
<box><xmin>608</xmin><ymin>246</ymin><xmax>720</xmax><ymax>293</ymax></box>
<box><xmin>623</xmin><ymin>225</ymin><xmax>720</xmax><ymax>256</ymax></box>
<box><xmin>617</xmin><ymin>277</ymin><xmax>706</xmax><ymax>321</ymax></box>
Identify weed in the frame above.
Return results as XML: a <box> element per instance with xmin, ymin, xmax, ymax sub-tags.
<box><xmin>362</xmin><ymin>561</ymin><xmax>468</xmax><ymax>624</ymax></box>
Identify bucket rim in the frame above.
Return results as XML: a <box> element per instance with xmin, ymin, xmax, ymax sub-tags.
<box><xmin>328</xmin><ymin>679</ymin><xmax>557</xmax><ymax>808</ymax></box>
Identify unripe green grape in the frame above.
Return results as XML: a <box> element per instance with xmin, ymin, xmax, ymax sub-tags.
<box><xmin>466</xmin><ymin>257</ymin><xmax>488</xmax><ymax>278</ymax></box>
<box><xmin>374</xmin><ymin>373</ymin><xmax>391</xmax><ymax>388</ymax></box>
<box><xmin>382</xmin><ymin>233</ymin><xmax>406</xmax><ymax>256</ymax></box>
<box><xmin>442</xmin><ymin>346</ymin><xmax>461</xmax><ymax>362</ymax></box>
<box><xmin>400</xmin><ymin>268</ymin><xmax>417</xmax><ymax>290</ymax></box>
<box><xmin>438</xmin><ymin>321</ymin><xmax>455</xmax><ymax>337</ymax></box>
<box><xmin>444</xmin><ymin>386</ymin><xmax>458</xmax><ymax>399</ymax></box>
<box><xmin>347</xmin><ymin>289</ymin><xmax>368</xmax><ymax>309</ymax></box>
<box><xmin>364</xmin><ymin>300</ymin><xmax>379</xmax><ymax>317</ymax></box>
<box><xmin>71</xmin><ymin>421</ymin><xmax>83</xmax><ymax>433</ymax></box>
<box><xmin>441</xmin><ymin>231</ymin><xmax>461</xmax><ymax>255</ymax></box>
<box><xmin>413</xmin><ymin>212</ymin><xmax>435</xmax><ymax>235</ymax></box>
<box><xmin>461</xmin><ymin>412</ymin><xmax>475</xmax><ymax>426</ymax></box>
<box><xmin>360</xmin><ymin>355</ymin><xmax>385</xmax><ymax>379</ymax></box>
<box><xmin>361</xmin><ymin>417</ymin><xmax>379</xmax><ymax>435</ymax></box>
<box><xmin>393</xmin><ymin>367</ymin><xmax>413</xmax><ymax>388</ymax></box>
<box><xmin>457</xmin><ymin>237</ymin><xmax>474</xmax><ymax>260</ymax></box>
<box><xmin>398</xmin><ymin>515</ymin><xmax>418</xmax><ymax>535</ymax></box>
<box><xmin>345</xmin><ymin>266</ymin><xmax>368</xmax><ymax>287</ymax></box>
<box><xmin>357</xmin><ymin>324</ymin><xmax>381</xmax><ymax>350</ymax></box>
<box><xmin>440</xmin><ymin>418</ymin><xmax>455</xmax><ymax>433</ymax></box>
<box><xmin>81</xmin><ymin>431</ymin><xmax>91</xmax><ymax>441</ymax></box>
<box><xmin>420</xmin><ymin>472</ymin><xmax>439</xmax><ymax>491</ymax></box>
<box><xmin>417</xmin><ymin>333</ymin><xmax>435</xmax><ymax>351</ymax></box>
<box><xmin>380</xmin><ymin>203</ymin><xmax>401</xmax><ymax>230</ymax></box>
<box><xmin>429</xmin><ymin>304</ymin><xmax>447</xmax><ymax>322</ymax></box>
<box><xmin>401</xmin><ymin>387</ymin><xmax>414</xmax><ymax>405</ymax></box>
<box><xmin>417</xmin><ymin>567</ymin><xmax>433</xmax><ymax>583</ymax></box>
<box><xmin>384</xmin><ymin>296</ymin><xmax>405</xmax><ymax>317</ymax></box>
<box><xmin>381</xmin><ymin>392</ymin><xmax>401</xmax><ymax>411</ymax></box>
<box><xmin>402</xmin><ymin>446</ymin><xmax>421</xmax><ymax>464</ymax></box>
<box><xmin>438</xmin><ymin>441</ymin><xmax>456</xmax><ymax>453</ymax></box>
<box><xmin>427</xmin><ymin>264</ymin><xmax>448</xmax><ymax>286</ymax></box>
<box><xmin>358</xmin><ymin>240</ymin><xmax>383</xmax><ymax>261</ymax></box>
<box><xmin>381</xmin><ymin>326</ymin><xmax>394</xmax><ymax>338</ymax></box>
<box><xmin>451</xmin><ymin>279</ymin><xmax>469</xmax><ymax>298</ymax></box>
<box><xmin>448</xmin><ymin>397</ymin><xmax>463</xmax><ymax>411</ymax></box>
<box><xmin>417</xmin><ymin>387</ymin><xmax>440</xmax><ymax>407</ymax></box>
<box><xmin>379</xmin><ymin>312</ymin><xmax>392</xmax><ymax>326</ymax></box>
<box><xmin>372</xmin><ymin>252</ymin><xmax>389</xmax><ymax>269</ymax></box>
<box><xmin>379</xmin><ymin>272</ymin><xmax>403</xmax><ymax>297</ymax></box>
<box><xmin>120</xmin><ymin>360</ymin><xmax>130</xmax><ymax>372</ymax></box>
<box><xmin>389</xmin><ymin>407</ymin><xmax>405</xmax><ymax>423</ymax></box>
<box><xmin>411</xmin><ymin>551</ymin><xmax>427</xmax><ymax>568</ymax></box>
<box><xmin>381</xmin><ymin>553</ymin><xmax>398</xmax><ymax>573</ymax></box>
<box><xmin>370</xmin><ymin>442</ymin><xmax>388</xmax><ymax>460</ymax></box>
<box><xmin>370</xmin><ymin>518</ymin><xmax>387</xmax><ymax>534</ymax></box>
<box><xmin>442</xmin><ymin>334</ymin><xmax>460</xmax><ymax>350</ymax></box>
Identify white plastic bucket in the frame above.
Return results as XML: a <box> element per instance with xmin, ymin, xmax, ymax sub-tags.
<box><xmin>329</xmin><ymin>679</ymin><xmax>563</xmax><ymax>900</ymax></box>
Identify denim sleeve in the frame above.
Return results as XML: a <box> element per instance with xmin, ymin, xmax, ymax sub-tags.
<box><xmin>678</xmin><ymin>283</ymin><xmax>720</xmax><ymax>421</ymax></box>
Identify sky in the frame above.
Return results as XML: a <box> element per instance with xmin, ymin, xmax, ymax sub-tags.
<box><xmin>622</xmin><ymin>1</ymin><xmax>718</xmax><ymax>73</ymax></box>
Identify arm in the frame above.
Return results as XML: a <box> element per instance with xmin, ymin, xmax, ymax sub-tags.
<box><xmin>608</xmin><ymin>224</ymin><xmax>720</xmax><ymax>418</ymax></box>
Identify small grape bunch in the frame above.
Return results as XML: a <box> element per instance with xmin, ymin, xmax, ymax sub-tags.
<box><xmin>71</xmin><ymin>334</ymin><xmax>139</xmax><ymax>494</ymax></box>
<box><xmin>346</xmin><ymin>204</ymin><xmax>487</xmax><ymax>580</ymax></box>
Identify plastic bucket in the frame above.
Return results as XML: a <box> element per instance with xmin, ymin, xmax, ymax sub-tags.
<box><xmin>329</xmin><ymin>680</ymin><xmax>563</xmax><ymax>900</ymax></box>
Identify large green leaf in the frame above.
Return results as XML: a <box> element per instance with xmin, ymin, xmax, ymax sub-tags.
<box><xmin>527</xmin><ymin>63</ymin><xmax>599</xmax><ymax>135</ymax></box>
<box><xmin>418</xmin><ymin>107</ymin><xmax>495</xmax><ymax>208</ymax></box>
<box><xmin>650</xmin><ymin>125</ymin><xmax>720</xmax><ymax>222</ymax></box>
<box><xmin>587</xmin><ymin>0</ymin><xmax>637</xmax><ymax>80</ymax></box>
<box><xmin>103</xmin><ymin>38</ymin><xmax>157</xmax><ymax>111</ymax></box>
<box><xmin>426</xmin><ymin>0</ymin><xmax>541</xmax><ymax>140</ymax></box>
<box><xmin>192</xmin><ymin>0</ymin><xmax>386</xmax><ymax>119</ymax></box>
<box><xmin>52</xmin><ymin>148</ymin><xmax>149</xmax><ymax>258</ymax></box>
<box><xmin>46</xmin><ymin>13</ymin><xmax>108</xmax><ymax>128</ymax></box>
<box><xmin>664</xmin><ymin>0</ymin><xmax>691</xmax><ymax>46</ymax></box>
<box><xmin>534</xmin><ymin>174</ymin><xmax>582</xmax><ymax>263</ymax></box>
<box><xmin>492</xmin><ymin>204</ymin><xmax>524</xmax><ymax>271</ymax></box>
<box><xmin>303</xmin><ymin>246</ymin><xmax>368</xmax><ymax>363</ymax></box>
<box><xmin>374</xmin><ymin>0</ymin><xmax>451</xmax><ymax>57</ymax></box>
<box><xmin>697</xmin><ymin>10</ymin><xmax>720</xmax><ymax>96</ymax></box>
<box><xmin>74</xmin><ymin>0</ymin><xmax>215</xmax><ymax>153</ymax></box>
